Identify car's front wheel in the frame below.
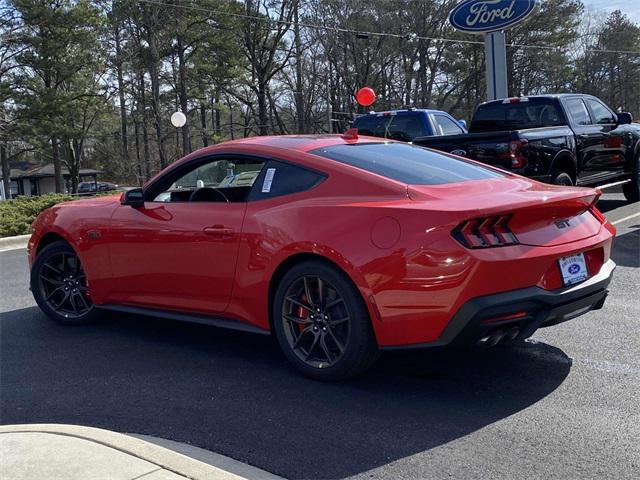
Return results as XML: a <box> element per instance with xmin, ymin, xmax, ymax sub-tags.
<box><xmin>272</xmin><ymin>260</ymin><xmax>378</xmax><ymax>380</ymax></box>
<box><xmin>31</xmin><ymin>240</ymin><xmax>99</xmax><ymax>325</ymax></box>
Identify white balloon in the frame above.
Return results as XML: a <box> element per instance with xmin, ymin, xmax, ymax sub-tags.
<box><xmin>171</xmin><ymin>111</ymin><xmax>187</xmax><ymax>128</ymax></box>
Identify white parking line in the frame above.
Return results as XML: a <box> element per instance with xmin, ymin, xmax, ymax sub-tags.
<box><xmin>612</xmin><ymin>212</ymin><xmax>640</xmax><ymax>225</ymax></box>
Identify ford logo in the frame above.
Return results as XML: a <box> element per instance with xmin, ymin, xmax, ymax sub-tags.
<box><xmin>451</xmin><ymin>149</ymin><xmax>467</xmax><ymax>156</ymax></box>
<box><xmin>568</xmin><ymin>264</ymin><xmax>580</xmax><ymax>274</ymax></box>
<box><xmin>449</xmin><ymin>0</ymin><xmax>539</xmax><ymax>34</ymax></box>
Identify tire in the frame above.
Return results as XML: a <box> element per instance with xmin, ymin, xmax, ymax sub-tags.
<box><xmin>272</xmin><ymin>260</ymin><xmax>379</xmax><ymax>380</ymax></box>
<box><xmin>31</xmin><ymin>240</ymin><xmax>100</xmax><ymax>325</ymax></box>
<box><xmin>622</xmin><ymin>153</ymin><xmax>640</xmax><ymax>203</ymax></box>
<box><xmin>551</xmin><ymin>170</ymin><xmax>574</xmax><ymax>186</ymax></box>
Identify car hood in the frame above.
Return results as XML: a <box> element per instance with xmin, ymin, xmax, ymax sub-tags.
<box><xmin>60</xmin><ymin>194</ymin><xmax>122</xmax><ymax>209</ymax></box>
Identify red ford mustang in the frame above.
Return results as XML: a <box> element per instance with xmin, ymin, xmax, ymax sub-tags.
<box><xmin>28</xmin><ymin>134</ymin><xmax>616</xmax><ymax>380</ymax></box>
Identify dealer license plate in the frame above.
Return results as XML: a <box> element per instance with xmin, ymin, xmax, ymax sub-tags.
<box><xmin>559</xmin><ymin>253</ymin><xmax>589</xmax><ymax>286</ymax></box>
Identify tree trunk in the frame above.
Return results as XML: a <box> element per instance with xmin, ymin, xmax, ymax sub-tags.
<box><xmin>61</xmin><ymin>137</ymin><xmax>78</xmax><ymax>193</ymax></box>
<box><xmin>139</xmin><ymin>72</ymin><xmax>151</xmax><ymax>178</ymax></box>
<box><xmin>210</xmin><ymin>95</ymin><xmax>217</xmax><ymax>140</ymax></box>
<box><xmin>147</xmin><ymin>30</ymin><xmax>167</xmax><ymax>168</ymax></box>
<box><xmin>228</xmin><ymin>97</ymin><xmax>235</xmax><ymax>140</ymax></box>
<box><xmin>257</xmin><ymin>80</ymin><xmax>269</xmax><ymax>135</ymax></box>
<box><xmin>176</xmin><ymin>33</ymin><xmax>191</xmax><ymax>155</ymax></box>
<box><xmin>133</xmin><ymin>114</ymin><xmax>144</xmax><ymax>185</ymax></box>
<box><xmin>171</xmin><ymin>54</ymin><xmax>180</xmax><ymax>154</ymax></box>
<box><xmin>114</xmin><ymin>18</ymin><xmax>129</xmax><ymax>166</ymax></box>
<box><xmin>293</xmin><ymin>3</ymin><xmax>305</xmax><ymax>133</ymax></box>
<box><xmin>200</xmin><ymin>103</ymin><xmax>208</xmax><ymax>147</ymax></box>
<box><xmin>214</xmin><ymin>91</ymin><xmax>221</xmax><ymax>137</ymax></box>
<box><xmin>69</xmin><ymin>138</ymin><xmax>81</xmax><ymax>194</ymax></box>
<box><xmin>51</xmin><ymin>137</ymin><xmax>63</xmax><ymax>193</ymax></box>
<box><xmin>1</xmin><ymin>142</ymin><xmax>10</xmax><ymax>199</ymax></box>
<box><xmin>268</xmin><ymin>89</ymin><xmax>287</xmax><ymax>134</ymax></box>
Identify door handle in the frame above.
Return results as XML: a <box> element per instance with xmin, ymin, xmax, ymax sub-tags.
<box><xmin>203</xmin><ymin>225</ymin><xmax>234</xmax><ymax>237</ymax></box>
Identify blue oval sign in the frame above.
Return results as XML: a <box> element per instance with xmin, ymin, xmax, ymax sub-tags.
<box><xmin>449</xmin><ymin>0</ymin><xmax>538</xmax><ymax>34</ymax></box>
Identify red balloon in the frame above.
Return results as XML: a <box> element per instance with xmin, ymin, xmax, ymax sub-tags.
<box><xmin>356</xmin><ymin>87</ymin><xmax>376</xmax><ymax>107</ymax></box>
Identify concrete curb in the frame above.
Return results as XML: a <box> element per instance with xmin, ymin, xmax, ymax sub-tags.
<box><xmin>0</xmin><ymin>424</ymin><xmax>283</xmax><ymax>480</ymax></box>
<box><xmin>0</xmin><ymin>234</ymin><xmax>30</xmax><ymax>252</ymax></box>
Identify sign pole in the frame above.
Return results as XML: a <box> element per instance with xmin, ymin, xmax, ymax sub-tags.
<box><xmin>484</xmin><ymin>31</ymin><xmax>508</xmax><ymax>101</ymax></box>
<box><xmin>448</xmin><ymin>0</ymin><xmax>539</xmax><ymax>102</ymax></box>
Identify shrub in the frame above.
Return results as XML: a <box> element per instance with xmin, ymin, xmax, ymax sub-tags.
<box><xmin>0</xmin><ymin>194</ymin><xmax>75</xmax><ymax>237</ymax></box>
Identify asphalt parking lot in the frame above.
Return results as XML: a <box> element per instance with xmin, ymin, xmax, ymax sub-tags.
<box><xmin>1</xmin><ymin>192</ymin><xmax>638</xmax><ymax>480</ymax></box>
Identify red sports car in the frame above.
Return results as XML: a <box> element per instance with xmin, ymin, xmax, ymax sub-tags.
<box><xmin>28</xmin><ymin>134</ymin><xmax>616</xmax><ymax>380</ymax></box>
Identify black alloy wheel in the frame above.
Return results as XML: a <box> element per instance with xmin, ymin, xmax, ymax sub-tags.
<box><xmin>273</xmin><ymin>260</ymin><xmax>378</xmax><ymax>380</ymax></box>
<box><xmin>281</xmin><ymin>275</ymin><xmax>350</xmax><ymax>369</ymax></box>
<box><xmin>31</xmin><ymin>241</ymin><xmax>98</xmax><ymax>324</ymax></box>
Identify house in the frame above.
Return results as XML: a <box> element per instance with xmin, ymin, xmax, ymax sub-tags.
<box><xmin>0</xmin><ymin>164</ymin><xmax>101</xmax><ymax>199</ymax></box>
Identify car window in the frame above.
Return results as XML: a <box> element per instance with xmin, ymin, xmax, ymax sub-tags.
<box><xmin>386</xmin><ymin>115</ymin><xmax>426</xmax><ymax>141</ymax></box>
<box><xmin>471</xmin><ymin>98</ymin><xmax>566</xmax><ymax>132</ymax></box>
<box><xmin>248</xmin><ymin>160</ymin><xmax>325</xmax><ymax>201</ymax></box>
<box><xmin>585</xmin><ymin>98</ymin><xmax>616</xmax><ymax>124</ymax></box>
<box><xmin>311</xmin><ymin>142</ymin><xmax>503</xmax><ymax>185</ymax></box>
<box><xmin>353</xmin><ymin>113</ymin><xmax>426</xmax><ymax>141</ymax></box>
<box><xmin>432</xmin><ymin>115</ymin><xmax>464</xmax><ymax>135</ymax></box>
<box><xmin>149</xmin><ymin>157</ymin><xmax>265</xmax><ymax>203</ymax></box>
<box><xmin>352</xmin><ymin>115</ymin><xmax>387</xmax><ymax>137</ymax></box>
<box><xmin>564</xmin><ymin>98</ymin><xmax>592</xmax><ymax>126</ymax></box>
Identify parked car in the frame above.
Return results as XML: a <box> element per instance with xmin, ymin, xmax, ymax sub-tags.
<box><xmin>29</xmin><ymin>134</ymin><xmax>616</xmax><ymax>380</ymax></box>
<box><xmin>414</xmin><ymin>94</ymin><xmax>640</xmax><ymax>202</ymax></box>
<box><xmin>77</xmin><ymin>181</ymin><xmax>118</xmax><ymax>195</ymax></box>
<box><xmin>352</xmin><ymin>108</ymin><xmax>467</xmax><ymax>142</ymax></box>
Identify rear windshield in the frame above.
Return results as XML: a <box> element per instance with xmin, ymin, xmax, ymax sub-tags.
<box><xmin>352</xmin><ymin>113</ymin><xmax>426</xmax><ymax>141</ymax></box>
<box><xmin>311</xmin><ymin>142</ymin><xmax>503</xmax><ymax>185</ymax></box>
<box><xmin>471</xmin><ymin>98</ymin><xmax>565</xmax><ymax>132</ymax></box>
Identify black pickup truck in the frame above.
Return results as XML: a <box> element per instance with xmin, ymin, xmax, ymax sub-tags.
<box><xmin>414</xmin><ymin>94</ymin><xmax>640</xmax><ymax>202</ymax></box>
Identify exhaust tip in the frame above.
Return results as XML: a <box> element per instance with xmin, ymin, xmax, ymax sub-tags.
<box><xmin>504</xmin><ymin>326</ymin><xmax>520</xmax><ymax>342</ymax></box>
<box><xmin>477</xmin><ymin>329</ymin><xmax>505</xmax><ymax>348</ymax></box>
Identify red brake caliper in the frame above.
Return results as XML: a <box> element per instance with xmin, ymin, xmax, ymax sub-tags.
<box><xmin>297</xmin><ymin>294</ymin><xmax>309</xmax><ymax>332</ymax></box>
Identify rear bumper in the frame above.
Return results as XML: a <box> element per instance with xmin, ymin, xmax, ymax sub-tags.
<box><xmin>381</xmin><ymin>259</ymin><xmax>615</xmax><ymax>350</ymax></box>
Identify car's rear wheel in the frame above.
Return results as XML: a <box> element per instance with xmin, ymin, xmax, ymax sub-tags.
<box><xmin>272</xmin><ymin>260</ymin><xmax>378</xmax><ymax>380</ymax></box>
<box><xmin>622</xmin><ymin>153</ymin><xmax>639</xmax><ymax>203</ymax></box>
<box><xmin>551</xmin><ymin>170</ymin><xmax>574</xmax><ymax>186</ymax></box>
<box><xmin>31</xmin><ymin>240</ymin><xmax>99</xmax><ymax>325</ymax></box>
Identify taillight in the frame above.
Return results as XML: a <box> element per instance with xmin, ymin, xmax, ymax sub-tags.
<box><xmin>508</xmin><ymin>139</ymin><xmax>528</xmax><ymax>168</ymax></box>
<box><xmin>589</xmin><ymin>205</ymin><xmax>607</xmax><ymax>224</ymax></box>
<box><xmin>452</xmin><ymin>215</ymin><xmax>519</xmax><ymax>248</ymax></box>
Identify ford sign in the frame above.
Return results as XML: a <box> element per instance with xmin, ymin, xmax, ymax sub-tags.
<box><xmin>449</xmin><ymin>0</ymin><xmax>538</xmax><ymax>34</ymax></box>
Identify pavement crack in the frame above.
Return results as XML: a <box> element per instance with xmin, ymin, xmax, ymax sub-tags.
<box><xmin>130</xmin><ymin>467</ymin><xmax>163</xmax><ymax>480</ymax></box>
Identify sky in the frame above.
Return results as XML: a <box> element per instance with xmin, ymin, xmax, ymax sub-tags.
<box><xmin>581</xmin><ymin>0</ymin><xmax>640</xmax><ymax>23</ymax></box>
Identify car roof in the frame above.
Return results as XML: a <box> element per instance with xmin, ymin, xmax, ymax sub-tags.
<box><xmin>355</xmin><ymin>108</ymin><xmax>449</xmax><ymax>116</ymax></box>
<box><xmin>479</xmin><ymin>93</ymin><xmax>593</xmax><ymax>107</ymax></box>
<box><xmin>142</xmin><ymin>134</ymin><xmax>410</xmax><ymax>192</ymax></box>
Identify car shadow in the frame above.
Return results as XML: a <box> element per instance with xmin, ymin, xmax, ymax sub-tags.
<box><xmin>0</xmin><ymin>307</ymin><xmax>572</xmax><ymax>479</ymax></box>
<box><xmin>610</xmin><ymin>225</ymin><xmax>640</xmax><ymax>268</ymax></box>
<box><xmin>596</xmin><ymin>197</ymin><xmax>627</xmax><ymax>213</ymax></box>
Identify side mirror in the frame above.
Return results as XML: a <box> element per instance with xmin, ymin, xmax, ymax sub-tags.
<box><xmin>617</xmin><ymin>112</ymin><xmax>633</xmax><ymax>125</ymax></box>
<box><xmin>121</xmin><ymin>188</ymin><xmax>145</xmax><ymax>208</ymax></box>
<box><xmin>458</xmin><ymin>119</ymin><xmax>468</xmax><ymax>130</ymax></box>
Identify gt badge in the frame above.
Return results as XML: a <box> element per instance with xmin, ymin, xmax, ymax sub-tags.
<box><xmin>555</xmin><ymin>219</ymin><xmax>571</xmax><ymax>229</ymax></box>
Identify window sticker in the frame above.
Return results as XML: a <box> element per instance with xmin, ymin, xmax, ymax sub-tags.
<box><xmin>262</xmin><ymin>168</ymin><xmax>276</xmax><ymax>193</ymax></box>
